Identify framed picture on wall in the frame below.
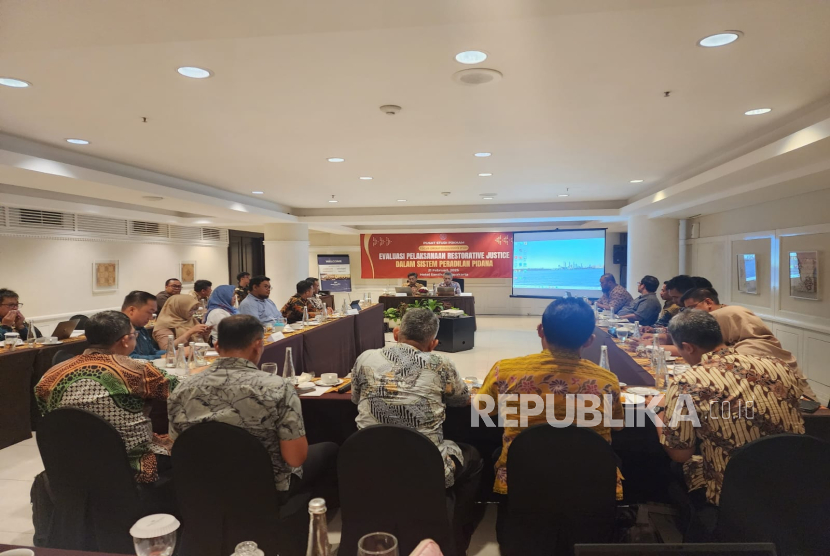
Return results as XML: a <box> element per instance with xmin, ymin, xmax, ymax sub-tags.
<box><xmin>789</xmin><ymin>251</ymin><xmax>819</xmax><ymax>301</ymax></box>
<box><xmin>92</xmin><ymin>260</ymin><xmax>119</xmax><ymax>293</ymax></box>
<box><xmin>180</xmin><ymin>260</ymin><xmax>197</xmax><ymax>285</ymax></box>
<box><xmin>736</xmin><ymin>253</ymin><xmax>758</xmax><ymax>294</ymax></box>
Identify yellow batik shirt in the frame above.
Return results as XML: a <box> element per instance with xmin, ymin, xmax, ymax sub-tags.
<box><xmin>475</xmin><ymin>349</ymin><xmax>624</xmax><ymax>496</ymax></box>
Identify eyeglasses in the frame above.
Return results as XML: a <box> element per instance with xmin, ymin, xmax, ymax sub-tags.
<box><xmin>124</xmin><ymin>331</ymin><xmax>138</xmax><ymax>339</ymax></box>
<box><xmin>0</xmin><ymin>302</ymin><xmax>22</xmax><ymax>308</ymax></box>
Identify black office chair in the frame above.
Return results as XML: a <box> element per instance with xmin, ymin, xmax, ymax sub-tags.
<box><xmin>51</xmin><ymin>350</ymin><xmax>75</xmax><ymax>366</ymax></box>
<box><xmin>416</xmin><ymin>279</ymin><xmax>428</xmax><ymax>287</ymax></box>
<box><xmin>36</xmin><ymin>408</ymin><xmax>169</xmax><ymax>553</ymax></box>
<box><xmin>454</xmin><ymin>278</ymin><xmax>464</xmax><ymax>292</ymax></box>
<box><xmin>337</xmin><ymin>425</ymin><xmax>455</xmax><ymax>556</ymax></box>
<box><xmin>172</xmin><ymin>421</ymin><xmax>309</xmax><ymax>556</ymax></box>
<box><xmin>715</xmin><ymin>434</ymin><xmax>830</xmax><ymax>555</ymax></box>
<box><xmin>70</xmin><ymin>315</ymin><xmax>89</xmax><ymax>330</ymax></box>
<box><xmin>501</xmin><ymin>425</ymin><xmax>619</xmax><ymax>556</ymax></box>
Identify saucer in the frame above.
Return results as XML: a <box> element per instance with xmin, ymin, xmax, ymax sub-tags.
<box><xmin>318</xmin><ymin>379</ymin><xmax>342</xmax><ymax>387</ymax></box>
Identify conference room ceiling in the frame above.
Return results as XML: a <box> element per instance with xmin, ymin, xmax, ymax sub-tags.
<box><xmin>2</xmin><ymin>0</ymin><xmax>830</xmax><ymax>219</ymax></box>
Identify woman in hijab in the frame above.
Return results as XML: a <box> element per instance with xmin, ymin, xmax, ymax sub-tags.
<box><xmin>152</xmin><ymin>294</ymin><xmax>210</xmax><ymax>351</ymax></box>
<box><xmin>205</xmin><ymin>285</ymin><xmax>238</xmax><ymax>343</ymax></box>
<box><xmin>715</xmin><ymin>304</ymin><xmax>816</xmax><ymax>400</ymax></box>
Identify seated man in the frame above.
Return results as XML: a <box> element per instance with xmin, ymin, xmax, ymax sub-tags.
<box><xmin>306</xmin><ymin>277</ymin><xmax>327</xmax><ymax>313</ymax></box>
<box><xmin>617</xmin><ymin>275</ymin><xmax>662</xmax><ymax>326</ymax></box>
<box><xmin>189</xmin><ymin>279</ymin><xmax>213</xmax><ymax>308</ymax></box>
<box><xmin>476</xmin><ymin>297</ymin><xmax>623</xmax><ymax>497</ymax></box>
<box><xmin>660</xmin><ymin>310</ymin><xmax>804</xmax><ymax>517</ymax></box>
<box><xmin>652</xmin><ymin>280</ymin><xmax>681</xmax><ymax>328</ymax></box>
<box><xmin>404</xmin><ymin>272</ymin><xmax>422</xmax><ymax>294</ymax></box>
<box><xmin>122</xmin><ymin>290</ymin><xmax>166</xmax><ymax>360</ymax></box>
<box><xmin>155</xmin><ymin>278</ymin><xmax>182</xmax><ymax>313</ymax></box>
<box><xmin>281</xmin><ymin>280</ymin><xmax>324</xmax><ymax>324</ymax></box>
<box><xmin>680</xmin><ymin>287</ymin><xmax>815</xmax><ymax>400</ymax></box>
<box><xmin>35</xmin><ymin>311</ymin><xmax>179</xmax><ymax>484</ymax></box>
<box><xmin>168</xmin><ymin>315</ymin><xmax>337</xmax><ymax>505</ymax></box>
<box><xmin>596</xmin><ymin>273</ymin><xmax>633</xmax><ymax>313</ymax></box>
<box><xmin>235</xmin><ymin>271</ymin><xmax>251</xmax><ymax>304</ymax></box>
<box><xmin>0</xmin><ymin>288</ymin><xmax>30</xmax><ymax>341</ymax></box>
<box><xmin>351</xmin><ymin>308</ymin><xmax>482</xmax><ymax>553</ymax></box>
<box><xmin>238</xmin><ymin>275</ymin><xmax>281</xmax><ymax>326</ymax></box>
<box><xmin>438</xmin><ymin>271</ymin><xmax>462</xmax><ymax>295</ymax></box>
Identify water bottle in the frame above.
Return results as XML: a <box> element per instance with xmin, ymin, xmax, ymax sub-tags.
<box><xmin>26</xmin><ymin>320</ymin><xmax>36</xmax><ymax>346</ymax></box>
<box><xmin>341</xmin><ymin>299</ymin><xmax>348</xmax><ymax>315</ymax></box>
<box><xmin>632</xmin><ymin>321</ymin><xmax>641</xmax><ymax>340</ymax></box>
<box><xmin>231</xmin><ymin>541</ymin><xmax>264</xmax><ymax>556</ymax></box>
<box><xmin>599</xmin><ymin>345</ymin><xmax>610</xmax><ymax>371</ymax></box>
<box><xmin>283</xmin><ymin>347</ymin><xmax>297</xmax><ymax>385</ymax></box>
<box><xmin>367</xmin><ymin>292</ymin><xmax>372</xmax><ymax>304</ymax></box>
<box><xmin>655</xmin><ymin>348</ymin><xmax>669</xmax><ymax>392</ymax></box>
<box><xmin>187</xmin><ymin>341</ymin><xmax>195</xmax><ymax>369</ymax></box>
<box><xmin>165</xmin><ymin>336</ymin><xmax>176</xmax><ymax>368</ymax></box>
<box><xmin>306</xmin><ymin>498</ymin><xmax>330</xmax><ymax>556</ymax></box>
<box><xmin>651</xmin><ymin>334</ymin><xmax>661</xmax><ymax>369</ymax></box>
<box><xmin>175</xmin><ymin>343</ymin><xmax>187</xmax><ymax>373</ymax></box>
<box><xmin>302</xmin><ymin>305</ymin><xmax>310</xmax><ymax>327</ymax></box>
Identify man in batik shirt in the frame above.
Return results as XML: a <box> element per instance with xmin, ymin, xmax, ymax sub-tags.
<box><xmin>280</xmin><ymin>280</ymin><xmax>323</xmax><ymax>324</ymax></box>
<box><xmin>596</xmin><ymin>273</ymin><xmax>633</xmax><ymax>313</ymax></box>
<box><xmin>36</xmin><ymin>310</ymin><xmax>179</xmax><ymax>484</ymax></box>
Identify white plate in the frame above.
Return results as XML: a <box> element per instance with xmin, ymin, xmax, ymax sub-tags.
<box><xmin>618</xmin><ymin>382</ymin><xmax>627</xmax><ymax>388</ymax></box>
<box><xmin>317</xmin><ymin>379</ymin><xmax>343</xmax><ymax>387</ymax></box>
<box><xmin>297</xmin><ymin>381</ymin><xmax>316</xmax><ymax>390</ymax></box>
<box><xmin>621</xmin><ymin>393</ymin><xmax>646</xmax><ymax>405</ymax></box>
<box><xmin>627</xmin><ymin>387</ymin><xmax>661</xmax><ymax>397</ymax></box>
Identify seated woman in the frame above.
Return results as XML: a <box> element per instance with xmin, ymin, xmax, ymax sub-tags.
<box><xmin>205</xmin><ymin>285</ymin><xmax>238</xmax><ymax>344</ymax></box>
<box><xmin>152</xmin><ymin>294</ymin><xmax>211</xmax><ymax>351</ymax></box>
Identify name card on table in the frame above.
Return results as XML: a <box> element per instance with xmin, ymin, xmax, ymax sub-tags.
<box><xmin>346</xmin><ymin>309</ymin><xmax>359</xmax><ymax>315</ymax></box>
<box><xmin>269</xmin><ymin>332</ymin><xmax>285</xmax><ymax>342</ymax></box>
<box><xmin>460</xmin><ymin>292</ymin><xmax>473</xmax><ymax>296</ymax></box>
<box><xmin>395</xmin><ymin>293</ymin><xmax>408</xmax><ymax>297</ymax></box>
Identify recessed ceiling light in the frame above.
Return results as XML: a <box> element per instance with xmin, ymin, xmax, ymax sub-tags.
<box><xmin>66</xmin><ymin>138</ymin><xmax>90</xmax><ymax>145</ymax></box>
<box><xmin>177</xmin><ymin>66</ymin><xmax>213</xmax><ymax>79</ymax></box>
<box><xmin>455</xmin><ymin>50</ymin><xmax>488</xmax><ymax>64</ymax></box>
<box><xmin>482</xmin><ymin>196</ymin><xmax>494</xmax><ymax>200</ymax></box>
<box><xmin>327</xmin><ymin>157</ymin><xmax>345</xmax><ymax>163</ymax></box>
<box><xmin>359</xmin><ymin>176</ymin><xmax>373</xmax><ymax>180</ymax></box>
<box><xmin>478</xmin><ymin>173</ymin><xmax>493</xmax><ymax>177</ymax></box>
<box><xmin>630</xmin><ymin>179</ymin><xmax>644</xmax><ymax>183</ymax></box>
<box><xmin>697</xmin><ymin>31</ymin><xmax>742</xmax><ymax>48</ymax></box>
<box><xmin>558</xmin><ymin>194</ymin><xmax>569</xmax><ymax>197</ymax></box>
<box><xmin>474</xmin><ymin>152</ymin><xmax>491</xmax><ymax>157</ymax></box>
<box><xmin>744</xmin><ymin>108</ymin><xmax>772</xmax><ymax>116</ymax></box>
<box><xmin>328</xmin><ymin>199</ymin><xmax>338</xmax><ymax>203</ymax></box>
<box><xmin>252</xmin><ymin>191</ymin><xmax>264</xmax><ymax>195</ymax></box>
<box><xmin>0</xmin><ymin>77</ymin><xmax>31</xmax><ymax>88</ymax></box>
<box><xmin>397</xmin><ymin>199</ymin><xmax>407</xmax><ymax>202</ymax></box>
<box><xmin>194</xmin><ymin>220</ymin><xmax>212</xmax><ymax>224</ymax></box>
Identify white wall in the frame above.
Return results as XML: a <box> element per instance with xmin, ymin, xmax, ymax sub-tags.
<box><xmin>307</xmin><ymin>231</ymin><xmax>623</xmax><ymax>316</ymax></box>
<box><xmin>0</xmin><ymin>237</ymin><xmax>229</xmax><ymax>334</ymax></box>
<box><xmin>685</xmin><ymin>187</ymin><xmax>830</xmax><ymax>402</ymax></box>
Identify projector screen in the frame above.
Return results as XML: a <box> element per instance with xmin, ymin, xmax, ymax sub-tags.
<box><xmin>512</xmin><ymin>229</ymin><xmax>607</xmax><ymax>299</ymax></box>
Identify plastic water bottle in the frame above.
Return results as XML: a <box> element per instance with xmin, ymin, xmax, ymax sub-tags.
<box><xmin>302</xmin><ymin>305</ymin><xmax>310</xmax><ymax>327</ymax></box>
<box><xmin>165</xmin><ymin>336</ymin><xmax>176</xmax><ymax>368</ymax></box>
<box><xmin>175</xmin><ymin>344</ymin><xmax>187</xmax><ymax>373</ymax></box>
<box><xmin>599</xmin><ymin>345</ymin><xmax>611</xmax><ymax>371</ymax></box>
<box><xmin>283</xmin><ymin>347</ymin><xmax>297</xmax><ymax>385</ymax></box>
<box><xmin>306</xmin><ymin>498</ymin><xmax>331</xmax><ymax>556</ymax></box>
<box><xmin>632</xmin><ymin>321</ymin><xmax>642</xmax><ymax>340</ymax></box>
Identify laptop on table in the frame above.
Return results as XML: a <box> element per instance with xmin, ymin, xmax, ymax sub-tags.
<box><xmin>395</xmin><ymin>286</ymin><xmax>413</xmax><ymax>294</ymax></box>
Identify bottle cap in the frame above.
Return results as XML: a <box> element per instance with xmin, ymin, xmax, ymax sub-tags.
<box><xmin>130</xmin><ymin>513</ymin><xmax>180</xmax><ymax>538</ymax></box>
<box><xmin>308</xmin><ymin>497</ymin><xmax>327</xmax><ymax>514</ymax></box>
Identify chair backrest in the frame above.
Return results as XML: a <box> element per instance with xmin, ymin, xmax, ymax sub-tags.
<box><xmin>416</xmin><ymin>279</ymin><xmax>428</xmax><ymax>287</ymax></box>
<box><xmin>716</xmin><ymin>434</ymin><xmax>830</xmax><ymax>554</ymax></box>
<box><xmin>454</xmin><ymin>278</ymin><xmax>464</xmax><ymax>291</ymax></box>
<box><xmin>36</xmin><ymin>408</ymin><xmax>141</xmax><ymax>553</ymax></box>
<box><xmin>337</xmin><ymin>425</ymin><xmax>454</xmax><ymax>556</ymax></box>
<box><xmin>70</xmin><ymin>314</ymin><xmax>89</xmax><ymax>330</ymax></box>
<box><xmin>52</xmin><ymin>350</ymin><xmax>75</xmax><ymax>367</ymax></box>
<box><xmin>172</xmin><ymin>421</ymin><xmax>303</xmax><ymax>556</ymax></box>
<box><xmin>503</xmin><ymin>425</ymin><xmax>619</xmax><ymax>556</ymax></box>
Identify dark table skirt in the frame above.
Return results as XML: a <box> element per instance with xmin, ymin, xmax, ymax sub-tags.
<box><xmin>0</xmin><ymin>349</ymin><xmax>38</xmax><ymax>449</ymax></box>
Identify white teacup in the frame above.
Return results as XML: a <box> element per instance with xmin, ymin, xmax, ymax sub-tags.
<box><xmin>320</xmin><ymin>373</ymin><xmax>339</xmax><ymax>385</ymax></box>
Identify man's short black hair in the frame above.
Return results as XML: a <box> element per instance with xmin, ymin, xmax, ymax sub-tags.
<box><xmin>236</xmin><ymin>271</ymin><xmax>250</xmax><ymax>282</ymax></box>
<box><xmin>640</xmin><ymin>275</ymin><xmax>659</xmax><ymax>293</ymax></box>
<box><xmin>680</xmin><ymin>287</ymin><xmax>720</xmax><ymax>306</ymax></box>
<box><xmin>194</xmin><ymin>279</ymin><xmax>212</xmax><ymax>292</ymax></box>
<box><xmin>216</xmin><ymin>315</ymin><xmax>264</xmax><ymax>351</ymax></box>
<box><xmin>249</xmin><ymin>275</ymin><xmax>270</xmax><ymax>288</ymax></box>
<box><xmin>541</xmin><ymin>298</ymin><xmax>596</xmax><ymax>351</ymax></box>
<box><xmin>0</xmin><ymin>288</ymin><xmax>19</xmax><ymax>304</ymax></box>
<box><xmin>407</xmin><ymin>272</ymin><xmax>418</xmax><ymax>279</ymax></box>
<box><xmin>691</xmin><ymin>276</ymin><xmax>713</xmax><ymax>289</ymax></box>
<box><xmin>121</xmin><ymin>291</ymin><xmax>157</xmax><ymax>311</ymax></box>
<box><xmin>306</xmin><ymin>277</ymin><xmax>319</xmax><ymax>284</ymax></box>
<box><xmin>165</xmin><ymin>278</ymin><xmax>182</xmax><ymax>286</ymax></box>
<box><xmin>668</xmin><ymin>309</ymin><xmax>723</xmax><ymax>352</ymax></box>
<box><xmin>86</xmin><ymin>311</ymin><xmax>132</xmax><ymax>347</ymax></box>
<box><xmin>666</xmin><ymin>275</ymin><xmax>695</xmax><ymax>294</ymax></box>
<box><xmin>296</xmin><ymin>280</ymin><xmax>313</xmax><ymax>295</ymax></box>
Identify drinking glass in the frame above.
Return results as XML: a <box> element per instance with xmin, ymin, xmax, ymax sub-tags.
<box><xmin>194</xmin><ymin>343</ymin><xmax>209</xmax><ymax>366</ymax></box>
<box><xmin>357</xmin><ymin>532</ymin><xmax>399</xmax><ymax>556</ymax></box>
<box><xmin>617</xmin><ymin>328</ymin><xmax>630</xmax><ymax>344</ymax></box>
<box><xmin>262</xmin><ymin>362</ymin><xmax>277</xmax><ymax>375</ymax></box>
<box><xmin>4</xmin><ymin>332</ymin><xmax>19</xmax><ymax>351</ymax></box>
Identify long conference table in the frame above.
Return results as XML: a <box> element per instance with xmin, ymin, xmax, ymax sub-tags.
<box><xmin>379</xmin><ymin>294</ymin><xmax>476</xmax><ymax>319</ymax></box>
<box><xmin>0</xmin><ymin>304</ymin><xmax>385</xmax><ymax>451</ymax></box>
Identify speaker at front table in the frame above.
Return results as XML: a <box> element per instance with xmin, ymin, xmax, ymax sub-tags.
<box><xmin>612</xmin><ymin>245</ymin><xmax>626</xmax><ymax>265</ymax></box>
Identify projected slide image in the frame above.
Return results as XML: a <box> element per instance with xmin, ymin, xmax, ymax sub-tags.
<box><xmin>513</xmin><ymin>238</ymin><xmax>605</xmax><ymax>290</ymax></box>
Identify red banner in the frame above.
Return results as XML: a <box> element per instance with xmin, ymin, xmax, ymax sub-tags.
<box><xmin>360</xmin><ymin>232</ymin><xmax>513</xmax><ymax>279</ymax></box>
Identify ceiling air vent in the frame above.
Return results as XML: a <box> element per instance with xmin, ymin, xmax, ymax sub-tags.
<box><xmin>130</xmin><ymin>220</ymin><xmax>168</xmax><ymax>237</ymax></box>
<box><xmin>8</xmin><ymin>208</ymin><xmax>75</xmax><ymax>230</ymax></box>
<box><xmin>169</xmin><ymin>224</ymin><xmax>202</xmax><ymax>241</ymax></box>
<box><xmin>201</xmin><ymin>227</ymin><xmax>224</xmax><ymax>241</ymax></box>
<box><xmin>77</xmin><ymin>214</ymin><xmax>129</xmax><ymax>236</ymax></box>
<box><xmin>0</xmin><ymin>206</ymin><xmax>6</xmax><ymax>228</ymax></box>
